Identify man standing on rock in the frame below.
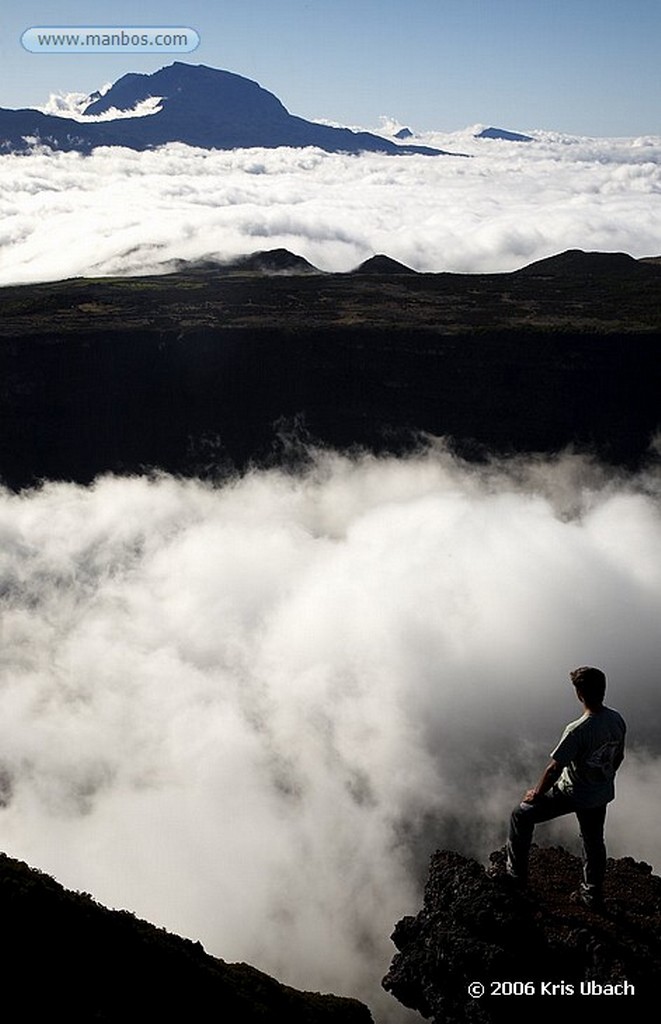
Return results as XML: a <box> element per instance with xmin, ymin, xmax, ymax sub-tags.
<box><xmin>506</xmin><ymin>666</ymin><xmax>626</xmax><ymax>909</ymax></box>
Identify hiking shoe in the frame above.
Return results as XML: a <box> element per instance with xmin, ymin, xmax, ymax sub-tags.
<box><xmin>487</xmin><ymin>865</ymin><xmax>526</xmax><ymax>889</ymax></box>
<box><xmin>570</xmin><ymin>888</ymin><xmax>604</xmax><ymax>912</ymax></box>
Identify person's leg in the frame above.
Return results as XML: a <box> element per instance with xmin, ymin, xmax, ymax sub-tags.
<box><xmin>575</xmin><ymin>804</ymin><xmax>607</xmax><ymax>901</ymax></box>
<box><xmin>507</xmin><ymin>788</ymin><xmax>575</xmax><ymax>882</ymax></box>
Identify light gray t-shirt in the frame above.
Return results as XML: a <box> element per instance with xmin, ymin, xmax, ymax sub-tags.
<box><xmin>551</xmin><ymin>706</ymin><xmax>626</xmax><ymax>808</ymax></box>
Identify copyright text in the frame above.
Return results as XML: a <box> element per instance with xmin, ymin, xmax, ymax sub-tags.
<box><xmin>468</xmin><ymin>979</ymin><xmax>635</xmax><ymax>997</ymax></box>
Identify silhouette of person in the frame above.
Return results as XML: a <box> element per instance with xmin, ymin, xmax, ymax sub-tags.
<box><xmin>506</xmin><ymin>666</ymin><xmax>626</xmax><ymax>908</ymax></box>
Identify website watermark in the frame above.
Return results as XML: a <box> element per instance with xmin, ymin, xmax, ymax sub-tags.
<box><xmin>21</xmin><ymin>26</ymin><xmax>200</xmax><ymax>54</ymax></box>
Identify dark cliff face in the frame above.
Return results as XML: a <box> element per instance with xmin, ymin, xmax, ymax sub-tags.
<box><xmin>1</xmin><ymin>257</ymin><xmax>660</xmax><ymax>491</ymax></box>
<box><xmin>0</xmin><ymin>851</ymin><xmax>373</xmax><ymax>1023</ymax></box>
<box><xmin>0</xmin><ymin>324</ymin><xmax>658</xmax><ymax>492</ymax></box>
<box><xmin>382</xmin><ymin>847</ymin><xmax>661</xmax><ymax>1023</ymax></box>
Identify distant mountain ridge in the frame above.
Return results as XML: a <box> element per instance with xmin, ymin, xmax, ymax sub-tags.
<box><xmin>180</xmin><ymin>246</ymin><xmax>659</xmax><ymax>278</ymax></box>
<box><xmin>475</xmin><ymin>126</ymin><xmax>534</xmax><ymax>142</ymax></box>
<box><xmin>0</xmin><ymin>62</ymin><xmax>452</xmax><ymax>156</ymax></box>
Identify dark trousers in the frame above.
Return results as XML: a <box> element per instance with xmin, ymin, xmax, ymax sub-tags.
<box><xmin>507</xmin><ymin>786</ymin><xmax>607</xmax><ymax>892</ymax></box>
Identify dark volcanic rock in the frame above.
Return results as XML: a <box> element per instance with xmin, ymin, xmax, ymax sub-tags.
<box><xmin>0</xmin><ymin>62</ymin><xmax>451</xmax><ymax>156</ymax></box>
<box><xmin>383</xmin><ymin>847</ymin><xmax>661</xmax><ymax>1023</ymax></box>
<box><xmin>0</xmin><ymin>851</ymin><xmax>372</xmax><ymax>1023</ymax></box>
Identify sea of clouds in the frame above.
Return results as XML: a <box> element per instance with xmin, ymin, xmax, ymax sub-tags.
<box><xmin>1</xmin><ymin>117</ymin><xmax>661</xmax><ymax>1020</ymax></box>
<box><xmin>1</xmin><ymin>449</ymin><xmax>660</xmax><ymax>1020</ymax></box>
<box><xmin>1</xmin><ymin>127</ymin><xmax>661</xmax><ymax>285</ymax></box>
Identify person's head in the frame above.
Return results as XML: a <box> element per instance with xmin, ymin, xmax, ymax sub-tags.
<box><xmin>570</xmin><ymin>666</ymin><xmax>606</xmax><ymax>708</ymax></box>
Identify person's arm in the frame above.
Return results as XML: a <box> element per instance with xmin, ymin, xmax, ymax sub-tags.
<box><xmin>613</xmin><ymin>746</ymin><xmax>624</xmax><ymax>772</ymax></box>
<box><xmin>522</xmin><ymin>759</ymin><xmax>561</xmax><ymax>804</ymax></box>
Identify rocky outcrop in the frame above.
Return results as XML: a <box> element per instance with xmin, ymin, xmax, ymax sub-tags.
<box><xmin>0</xmin><ymin>851</ymin><xmax>372</xmax><ymax>1023</ymax></box>
<box><xmin>383</xmin><ymin>846</ymin><xmax>661</xmax><ymax>1023</ymax></box>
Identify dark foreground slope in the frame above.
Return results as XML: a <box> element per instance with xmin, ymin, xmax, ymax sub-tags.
<box><xmin>0</xmin><ymin>851</ymin><xmax>372</xmax><ymax>1023</ymax></box>
<box><xmin>383</xmin><ymin>847</ymin><xmax>661</xmax><ymax>1023</ymax></box>
<box><xmin>1</xmin><ymin>251</ymin><xmax>659</xmax><ymax>489</ymax></box>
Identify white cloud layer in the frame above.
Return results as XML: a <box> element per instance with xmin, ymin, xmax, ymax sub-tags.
<box><xmin>1</xmin><ymin>449</ymin><xmax>660</xmax><ymax>1019</ymax></box>
<box><xmin>38</xmin><ymin>91</ymin><xmax>163</xmax><ymax>121</ymax></box>
<box><xmin>1</xmin><ymin>119</ymin><xmax>660</xmax><ymax>1018</ymax></box>
<box><xmin>1</xmin><ymin>131</ymin><xmax>660</xmax><ymax>284</ymax></box>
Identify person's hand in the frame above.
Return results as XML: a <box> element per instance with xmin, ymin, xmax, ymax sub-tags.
<box><xmin>522</xmin><ymin>789</ymin><xmax>538</xmax><ymax>804</ymax></box>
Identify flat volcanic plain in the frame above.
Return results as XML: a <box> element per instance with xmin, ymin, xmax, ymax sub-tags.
<box><xmin>1</xmin><ymin>249</ymin><xmax>660</xmax><ymax>489</ymax></box>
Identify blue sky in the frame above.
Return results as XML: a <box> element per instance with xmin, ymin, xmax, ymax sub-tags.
<box><xmin>2</xmin><ymin>0</ymin><xmax>661</xmax><ymax>135</ymax></box>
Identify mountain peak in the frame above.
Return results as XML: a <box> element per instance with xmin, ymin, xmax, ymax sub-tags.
<box><xmin>230</xmin><ymin>249</ymin><xmax>320</xmax><ymax>274</ymax></box>
<box><xmin>0</xmin><ymin>62</ymin><xmax>453</xmax><ymax>156</ymax></box>
<box><xmin>475</xmin><ymin>126</ymin><xmax>534</xmax><ymax>142</ymax></box>
<box><xmin>515</xmin><ymin>248</ymin><xmax>650</xmax><ymax>278</ymax></box>
<box><xmin>350</xmin><ymin>254</ymin><xmax>417</xmax><ymax>275</ymax></box>
<box><xmin>82</xmin><ymin>62</ymin><xmax>290</xmax><ymax>120</ymax></box>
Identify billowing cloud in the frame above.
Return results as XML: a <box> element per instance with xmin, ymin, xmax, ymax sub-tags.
<box><xmin>2</xmin><ymin>119</ymin><xmax>660</xmax><ymax>1019</ymax></box>
<box><xmin>1</xmin><ymin>131</ymin><xmax>660</xmax><ymax>284</ymax></box>
<box><xmin>38</xmin><ymin>92</ymin><xmax>163</xmax><ymax>121</ymax></box>
<box><xmin>1</xmin><ymin>449</ymin><xmax>659</xmax><ymax>1019</ymax></box>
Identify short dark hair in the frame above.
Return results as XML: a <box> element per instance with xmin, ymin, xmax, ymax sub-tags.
<box><xmin>570</xmin><ymin>666</ymin><xmax>606</xmax><ymax>704</ymax></box>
